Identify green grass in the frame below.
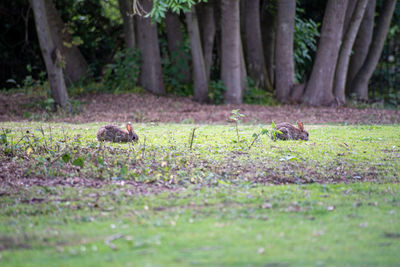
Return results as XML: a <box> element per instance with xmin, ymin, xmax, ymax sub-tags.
<box><xmin>0</xmin><ymin>122</ymin><xmax>400</xmax><ymax>266</ymax></box>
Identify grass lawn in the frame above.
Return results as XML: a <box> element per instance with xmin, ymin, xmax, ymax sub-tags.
<box><xmin>0</xmin><ymin>122</ymin><xmax>399</xmax><ymax>266</ymax></box>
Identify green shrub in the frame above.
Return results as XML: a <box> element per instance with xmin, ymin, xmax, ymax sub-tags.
<box><xmin>162</xmin><ymin>48</ymin><xmax>192</xmax><ymax>96</ymax></box>
<box><xmin>243</xmin><ymin>77</ymin><xmax>277</xmax><ymax>106</ymax></box>
<box><xmin>208</xmin><ymin>80</ymin><xmax>226</xmax><ymax>105</ymax></box>
<box><xmin>102</xmin><ymin>48</ymin><xmax>141</xmax><ymax>93</ymax></box>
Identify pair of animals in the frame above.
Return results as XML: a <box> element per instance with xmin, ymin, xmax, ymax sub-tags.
<box><xmin>97</xmin><ymin>122</ymin><xmax>309</xmax><ymax>142</ymax></box>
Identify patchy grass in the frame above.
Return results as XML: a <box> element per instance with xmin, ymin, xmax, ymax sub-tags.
<box><xmin>0</xmin><ymin>122</ymin><xmax>399</xmax><ymax>186</ymax></box>
<box><xmin>1</xmin><ymin>183</ymin><xmax>400</xmax><ymax>266</ymax></box>
<box><xmin>0</xmin><ymin>122</ymin><xmax>400</xmax><ymax>265</ymax></box>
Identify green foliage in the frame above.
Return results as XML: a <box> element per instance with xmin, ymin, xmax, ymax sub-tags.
<box><xmin>243</xmin><ymin>77</ymin><xmax>278</xmax><ymax>106</ymax></box>
<box><xmin>248</xmin><ymin>126</ymin><xmax>269</xmax><ymax>150</ymax></box>
<box><xmin>0</xmin><ymin>129</ymin><xmax>11</xmax><ymax>145</ymax></box>
<box><xmin>294</xmin><ymin>8</ymin><xmax>320</xmax><ymax>83</ymax></box>
<box><xmin>149</xmin><ymin>0</ymin><xmax>207</xmax><ymax>22</ymax></box>
<box><xmin>103</xmin><ymin>48</ymin><xmax>141</xmax><ymax>93</ymax></box>
<box><xmin>7</xmin><ymin>65</ymin><xmax>49</xmax><ymax>96</ymax></box>
<box><xmin>72</xmin><ymin>156</ymin><xmax>85</xmax><ymax>168</ymax></box>
<box><xmin>55</xmin><ymin>0</ymin><xmax>122</xmax><ymax>77</ymax></box>
<box><xmin>208</xmin><ymin>80</ymin><xmax>226</xmax><ymax>105</ymax></box>
<box><xmin>162</xmin><ymin>47</ymin><xmax>192</xmax><ymax>96</ymax></box>
<box><xmin>270</xmin><ymin>121</ymin><xmax>283</xmax><ymax>141</ymax></box>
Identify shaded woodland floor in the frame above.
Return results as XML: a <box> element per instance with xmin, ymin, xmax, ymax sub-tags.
<box><xmin>1</xmin><ymin>92</ymin><xmax>400</xmax><ymax>124</ymax></box>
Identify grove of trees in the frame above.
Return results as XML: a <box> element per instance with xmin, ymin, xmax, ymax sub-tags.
<box><xmin>1</xmin><ymin>0</ymin><xmax>399</xmax><ymax>108</ymax></box>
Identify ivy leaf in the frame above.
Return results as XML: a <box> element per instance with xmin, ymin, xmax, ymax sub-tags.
<box><xmin>72</xmin><ymin>157</ymin><xmax>84</xmax><ymax>168</ymax></box>
<box><xmin>62</xmin><ymin>153</ymin><xmax>70</xmax><ymax>163</ymax></box>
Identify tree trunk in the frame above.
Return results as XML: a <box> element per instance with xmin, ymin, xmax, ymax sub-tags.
<box><xmin>275</xmin><ymin>0</ymin><xmax>296</xmax><ymax>103</ymax></box>
<box><xmin>221</xmin><ymin>0</ymin><xmax>242</xmax><ymax>104</ymax></box>
<box><xmin>261</xmin><ymin>0</ymin><xmax>277</xmax><ymax>87</ymax></box>
<box><xmin>31</xmin><ymin>0</ymin><xmax>68</xmax><ymax>108</ymax></box>
<box><xmin>136</xmin><ymin>0</ymin><xmax>165</xmax><ymax>95</ymax></box>
<box><xmin>303</xmin><ymin>0</ymin><xmax>348</xmax><ymax>106</ymax></box>
<box><xmin>238</xmin><ymin>0</ymin><xmax>248</xmax><ymax>93</ymax></box>
<box><xmin>118</xmin><ymin>0</ymin><xmax>135</xmax><ymax>49</ymax></box>
<box><xmin>343</xmin><ymin>0</ymin><xmax>357</xmax><ymax>36</ymax></box>
<box><xmin>165</xmin><ymin>11</ymin><xmax>190</xmax><ymax>83</ymax></box>
<box><xmin>44</xmin><ymin>0</ymin><xmax>88</xmax><ymax>85</ymax></box>
<box><xmin>333</xmin><ymin>0</ymin><xmax>369</xmax><ymax>104</ymax></box>
<box><xmin>197</xmin><ymin>1</ymin><xmax>216</xmax><ymax>80</ymax></box>
<box><xmin>351</xmin><ymin>0</ymin><xmax>396</xmax><ymax>100</ymax></box>
<box><xmin>347</xmin><ymin>0</ymin><xmax>376</xmax><ymax>96</ymax></box>
<box><xmin>244</xmin><ymin>0</ymin><xmax>271</xmax><ymax>90</ymax></box>
<box><xmin>186</xmin><ymin>8</ymin><xmax>208</xmax><ymax>103</ymax></box>
<box><xmin>240</xmin><ymin>37</ymin><xmax>247</xmax><ymax>93</ymax></box>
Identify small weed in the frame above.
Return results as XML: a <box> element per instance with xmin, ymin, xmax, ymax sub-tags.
<box><xmin>188</xmin><ymin>127</ymin><xmax>197</xmax><ymax>150</ymax></box>
<box><xmin>248</xmin><ymin>126</ymin><xmax>269</xmax><ymax>150</ymax></box>
<box><xmin>270</xmin><ymin>121</ymin><xmax>283</xmax><ymax>141</ymax></box>
<box><xmin>229</xmin><ymin>109</ymin><xmax>246</xmax><ymax>143</ymax></box>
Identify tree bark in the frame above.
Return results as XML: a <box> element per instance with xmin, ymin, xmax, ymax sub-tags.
<box><xmin>240</xmin><ymin>37</ymin><xmax>247</xmax><ymax>92</ymax></box>
<box><xmin>347</xmin><ymin>0</ymin><xmax>376</xmax><ymax>95</ymax></box>
<box><xmin>165</xmin><ymin>11</ymin><xmax>190</xmax><ymax>83</ymax></box>
<box><xmin>221</xmin><ymin>0</ymin><xmax>242</xmax><ymax>104</ymax></box>
<box><xmin>186</xmin><ymin>8</ymin><xmax>208</xmax><ymax>103</ymax></box>
<box><xmin>261</xmin><ymin>0</ymin><xmax>277</xmax><ymax>87</ymax></box>
<box><xmin>44</xmin><ymin>0</ymin><xmax>88</xmax><ymax>85</ymax></box>
<box><xmin>118</xmin><ymin>0</ymin><xmax>135</xmax><ymax>49</ymax></box>
<box><xmin>350</xmin><ymin>0</ymin><xmax>396</xmax><ymax>100</ymax></box>
<box><xmin>31</xmin><ymin>0</ymin><xmax>68</xmax><ymax>108</ymax></box>
<box><xmin>197</xmin><ymin>1</ymin><xmax>216</xmax><ymax>80</ymax></box>
<box><xmin>303</xmin><ymin>0</ymin><xmax>348</xmax><ymax>106</ymax></box>
<box><xmin>343</xmin><ymin>0</ymin><xmax>357</xmax><ymax>36</ymax></box>
<box><xmin>244</xmin><ymin>0</ymin><xmax>271</xmax><ymax>90</ymax></box>
<box><xmin>333</xmin><ymin>0</ymin><xmax>369</xmax><ymax>104</ymax></box>
<box><xmin>275</xmin><ymin>0</ymin><xmax>296</xmax><ymax>103</ymax></box>
<box><xmin>136</xmin><ymin>0</ymin><xmax>165</xmax><ymax>95</ymax></box>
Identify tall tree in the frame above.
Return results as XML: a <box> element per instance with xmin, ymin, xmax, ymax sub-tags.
<box><xmin>221</xmin><ymin>0</ymin><xmax>242</xmax><ymax>104</ymax></box>
<box><xmin>343</xmin><ymin>0</ymin><xmax>358</xmax><ymax>35</ymax></box>
<box><xmin>197</xmin><ymin>0</ymin><xmax>216</xmax><ymax>80</ymax></box>
<box><xmin>275</xmin><ymin>0</ymin><xmax>296</xmax><ymax>103</ymax></box>
<box><xmin>44</xmin><ymin>0</ymin><xmax>88</xmax><ymax>85</ymax></box>
<box><xmin>118</xmin><ymin>0</ymin><xmax>135</xmax><ymax>49</ymax></box>
<box><xmin>333</xmin><ymin>0</ymin><xmax>369</xmax><ymax>104</ymax></box>
<box><xmin>351</xmin><ymin>0</ymin><xmax>397</xmax><ymax>100</ymax></box>
<box><xmin>244</xmin><ymin>0</ymin><xmax>271</xmax><ymax>90</ymax></box>
<box><xmin>186</xmin><ymin>7</ymin><xmax>208</xmax><ymax>103</ymax></box>
<box><xmin>31</xmin><ymin>0</ymin><xmax>68</xmax><ymax>108</ymax></box>
<box><xmin>346</xmin><ymin>0</ymin><xmax>376</xmax><ymax>95</ymax></box>
<box><xmin>261</xmin><ymin>0</ymin><xmax>277</xmax><ymax>87</ymax></box>
<box><xmin>136</xmin><ymin>0</ymin><xmax>165</xmax><ymax>94</ymax></box>
<box><xmin>165</xmin><ymin>11</ymin><xmax>190</xmax><ymax>83</ymax></box>
<box><xmin>303</xmin><ymin>0</ymin><xmax>348</xmax><ymax>106</ymax></box>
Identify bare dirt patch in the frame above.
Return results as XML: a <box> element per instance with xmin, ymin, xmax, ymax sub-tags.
<box><xmin>1</xmin><ymin>92</ymin><xmax>399</xmax><ymax>124</ymax></box>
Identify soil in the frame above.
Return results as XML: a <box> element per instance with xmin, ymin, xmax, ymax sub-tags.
<box><xmin>1</xmin><ymin>92</ymin><xmax>399</xmax><ymax>124</ymax></box>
